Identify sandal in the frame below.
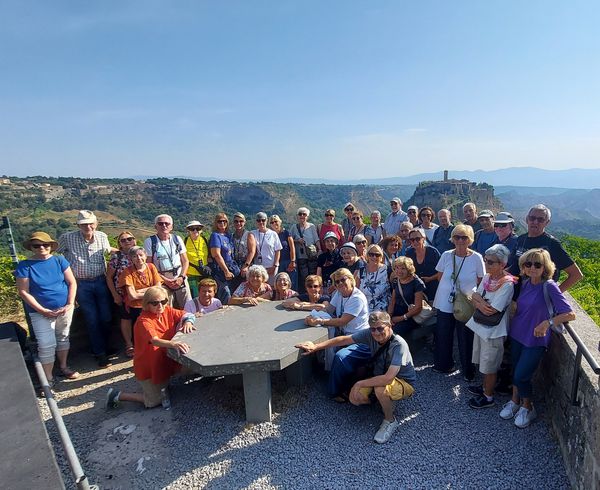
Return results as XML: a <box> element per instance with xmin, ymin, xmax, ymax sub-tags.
<box><xmin>125</xmin><ymin>346</ymin><xmax>135</xmax><ymax>358</ymax></box>
<box><xmin>59</xmin><ymin>367</ymin><xmax>80</xmax><ymax>380</ymax></box>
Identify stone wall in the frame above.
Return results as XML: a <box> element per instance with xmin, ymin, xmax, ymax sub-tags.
<box><xmin>535</xmin><ymin>293</ymin><xmax>600</xmax><ymax>489</ymax></box>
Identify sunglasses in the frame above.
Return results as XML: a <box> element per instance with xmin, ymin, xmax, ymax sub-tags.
<box><xmin>345</xmin><ymin>208</ymin><xmax>354</xmax><ymax>212</ymax></box>
<box><xmin>527</xmin><ymin>216</ymin><xmax>546</xmax><ymax>223</ymax></box>
<box><xmin>120</xmin><ymin>237</ymin><xmax>135</xmax><ymax>242</ymax></box>
<box><xmin>335</xmin><ymin>278</ymin><xmax>349</xmax><ymax>285</ymax></box>
<box><xmin>356</xmin><ymin>240</ymin><xmax>367</xmax><ymax>245</ymax></box>
<box><xmin>149</xmin><ymin>299</ymin><xmax>168</xmax><ymax>306</ymax></box>
<box><xmin>233</xmin><ymin>219</ymin><xmax>244</xmax><ymax>224</ymax></box>
<box><xmin>31</xmin><ymin>243</ymin><xmax>52</xmax><ymax>249</ymax></box>
<box><xmin>484</xmin><ymin>258</ymin><xmax>500</xmax><ymax>265</ymax></box>
<box><xmin>494</xmin><ymin>223</ymin><xmax>508</xmax><ymax>228</ymax></box>
<box><xmin>368</xmin><ymin>252</ymin><xmax>382</xmax><ymax>257</ymax></box>
<box><xmin>352</xmin><ymin>216</ymin><xmax>362</xmax><ymax>221</ymax></box>
<box><xmin>188</xmin><ymin>227</ymin><xmax>202</xmax><ymax>232</ymax></box>
<box><xmin>298</xmin><ymin>212</ymin><xmax>307</xmax><ymax>216</ymax></box>
<box><xmin>256</xmin><ymin>218</ymin><xmax>266</xmax><ymax>222</ymax></box>
<box><xmin>453</xmin><ymin>235</ymin><xmax>469</xmax><ymax>241</ymax></box>
<box><xmin>420</xmin><ymin>214</ymin><xmax>432</xmax><ymax>218</ymax></box>
<box><xmin>370</xmin><ymin>326</ymin><xmax>386</xmax><ymax>333</ymax></box>
<box><xmin>325</xmin><ymin>213</ymin><xmax>334</xmax><ymax>217</ymax></box>
<box><xmin>523</xmin><ymin>261</ymin><xmax>543</xmax><ymax>269</ymax></box>
<box><xmin>407</xmin><ymin>210</ymin><xmax>416</xmax><ymax>214</ymax></box>
<box><xmin>157</xmin><ymin>222</ymin><xmax>171</xmax><ymax>226</ymax></box>
<box><xmin>217</xmin><ymin>219</ymin><xmax>228</xmax><ymax>224</ymax></box>
<box><xmin>409</xmin><ymin>237</ymin><xmax>423</xmax><ymax>242</ymax></box>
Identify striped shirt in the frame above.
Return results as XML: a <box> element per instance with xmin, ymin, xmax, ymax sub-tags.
<box><xmin>57</xmin><ymin>230</ymin><xmax>111</xmax><ymax>279</ymax></box>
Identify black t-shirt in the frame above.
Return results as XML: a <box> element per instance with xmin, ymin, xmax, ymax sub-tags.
<box><xmin>391</xmin><ymin>277</ymin><xmax>426</xmax><ymax>316</ymax></box>
<box><xmin>508</xmin><ymin>232</ymin><xmax>574</xmax><ymax>281</ymax></box>
<box><xmin>406</xmin><ymin>246</ymin><xmax>440</xmax><ymax>300</ymax></box>
<box><xmin>317</xmin><ymin>250</ymin><xmax>343</xmax><ymax>286</ymax></box>
<box><xmin>297</xmin><ymin>293</ymin><xmax>330</xmax><ymax>303</ymax></box>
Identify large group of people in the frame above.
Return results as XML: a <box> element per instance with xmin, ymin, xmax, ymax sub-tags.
<box><xmin>16</xmin><ymin>198</ymin><xmax>582</xmax><ymax>444</ymax></box>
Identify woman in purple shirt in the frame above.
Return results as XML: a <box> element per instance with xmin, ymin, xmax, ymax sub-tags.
<box><xmin>501</xmin><ymin>248</ymin><xmax>575</xmax><ymax>428</ymax></box>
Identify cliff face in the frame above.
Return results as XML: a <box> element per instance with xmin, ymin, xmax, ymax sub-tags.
<box><xmin>405</xmin><ymin>179</ymin><xmax>502</xmax><ymax>218</ymax></box>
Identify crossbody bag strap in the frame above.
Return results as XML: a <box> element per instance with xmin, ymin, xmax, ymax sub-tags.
<box><xmin>396</xmin><ymin>279</ymin><xmax>410</xmax><ymax>308</ymax></box>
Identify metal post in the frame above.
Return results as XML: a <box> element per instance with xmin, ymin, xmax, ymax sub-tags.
<box><xmin>570</xmin><ymin>349</ymin><xmax>582</xmax><ymax>407</ymax></box>
<box><xmin>33</xmin><ymin>358</ymin><xmax>95</xmax><ymax>490</ymax></box>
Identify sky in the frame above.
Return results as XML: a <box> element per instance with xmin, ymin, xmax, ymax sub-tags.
<box><xmin>1</xmin><ymin>0</ymin><xmax>599</xmax><ymax>180</ymax></box>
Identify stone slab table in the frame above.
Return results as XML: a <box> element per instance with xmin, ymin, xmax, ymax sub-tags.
<box><xmin>169</xmin><ymin>301</ymin><xmax>328</xmax><ymax>422</ymax></box>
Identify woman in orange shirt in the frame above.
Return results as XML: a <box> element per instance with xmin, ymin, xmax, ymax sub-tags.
<box><xmin>118</xmin><ymin>246</ymin><xmax>162</xmax><ymax>355</ymax></box>
<box><xmin>105</xmin><ymin>286</ymin><xmax>195</xmax><ymax>409</ymax></box>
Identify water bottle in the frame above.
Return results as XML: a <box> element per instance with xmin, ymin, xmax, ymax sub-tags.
<box><xmin>160</xmin><ymin>387</ymin><xmax>171</xmax><ymax>410</ymax></box>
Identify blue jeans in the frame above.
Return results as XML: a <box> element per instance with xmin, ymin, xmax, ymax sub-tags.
<box><xmin>510</xmin><ymin>338</ymin><xmax>546</xmax><ymax>398</ymax></box>
<box><xmin>434</xmin><ymin>311</ymin><xmax>475</xmax><ymax>378</ymax></box>
<box><xmin>328</xmin><ymin>343</ymin><xmax>373</xmax><ymax>396</ymax></box>
<box><xmin>76</xmin><ymin>277</ymin><xmax>113</xmax><ymax>356</ymax></box>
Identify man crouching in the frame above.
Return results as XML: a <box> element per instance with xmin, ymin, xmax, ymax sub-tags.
<box><xmin>296</xmin><ymin>311</ymin><xmax>416</xmax><ymax>444</ymax></box>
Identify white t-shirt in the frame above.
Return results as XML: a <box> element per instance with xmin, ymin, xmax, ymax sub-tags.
<box><xmin>184</xmin><ymin>297</ymin><xmax>223</xmax><ymax>315</ymax></box>
<box><xmin>251</xmin><ymin>229</ymin><xmax>283</xmax><ymax>267</ymax></box>
<box><xmin>329</xmin><ymin>288</ymin><xmax>369</xmax><ymax>335</ymax></box>
<box><xmin>143</xmin><ymin>234</ymin><xmax>186</xmax><ymax>275</ymax></box>
<box><xmin>433</xmin><ymin>250</ymin><xmax>485</xmax><ymax>314</ymax></box>
<box><xmin>466</xmin><ymin>277</ymin><xmax>514</xmax><ymax>340</ymax></box>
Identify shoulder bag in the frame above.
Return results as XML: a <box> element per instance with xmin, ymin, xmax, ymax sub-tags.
<box><xmin>396</xmin><ymin>279</ymin><xmax>435</xmax><ymax>325</ymax></box>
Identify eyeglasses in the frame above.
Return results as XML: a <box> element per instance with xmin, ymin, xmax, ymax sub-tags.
<box><xmin>484</xmin><ymin>258</ymin><xmax>500</xmax><ymax>265</ymax></box>
<box><xmin>367</xmin><ymin>252</ymin><xmax>382</xmax><ymax>258</ymax></box>
<box><xmin>345</xmin><ymin>208</ymin><xmax>354</xmax><ymax>212</ymax></box>
<box><xmin>527</xmin><ymin>215</ymin><xmax>546</xmax><ymax>223</ymax></box>
<box><xmin>187</xmin><ymin>227</ymin><xmax>202</xmax><ymax>232</ymax></box>
<box><xmin>352</xmin><ymin>216</ymin><xmax>361</xmax><ymax>221</ymax></box>
<box><xmin>217</xmin><ymin>219</ymin><xmax>228</xmax><ymax>224</ymax></box>
<box><xmin>157</xmin><ymin>222</ymin><xmax>171</xmax><ymax>227</ymax></box>
<box><xmin>31</xmin><ymin>243</ymin><xmax>52</xmax><ymax>249</ymax></box>
<box><xmin>256</xmin><ymin>219</ymin><xmax>266</xmax><ymax>222</ymax></box>
<box><xmin>306</xmin><ymin>284</ymin><xmax>321</xmax><ymax>289</ymax></box>
<box><xmin>494</xmin><ymin>223</ymin><xmax>508</xmax><ymax>228</ymax></box>
<box><xmin>148</xmin><ymin>299</ymin><xmax>168</xmax><ymax>306</ymax></box>
<box><xmin>369</xmin><ymin>326</ymin><xmax>386</xmax><ymax>333</ymax></box>
<box><xmin>453</xmin><ymin>235</ymin><xmax>469</xmax><ymax>241</ymax></box>
<box><xmin>409</xmin><ymin>237</ymin><xmax>423</xmax><ymax>242</ymax></box>
<box><xmin>390</xmin><ymin>202</ymin><xmax>399</xmax><ymax>206</ymax></box>
<box><xmin>298</xmin><ymin>212</ymin><xmax>307</xmax><ymax>216</ymax></box>
<box><xmin>335</xmin><ymin>278</ymin><xmax>349</xmax><ymax>285</ymax></box>
<box><xmin>523</xmin><ymin>261</ymin><xmax>543</xmax><ymax>269</ymax></box>
<box><xmin>120</xmin><ymin>237</ymin><xmax>135</xmax><ymax>242</ymax></box>
<box><xmin>325</xmin><ymin>213</ymin><xmax>334</xmax><ymax>217</ymax></box>
<box><xmin>421</xmin><ymin>214</ymin><xmax>432</xmax><ymax>218</ymax></box>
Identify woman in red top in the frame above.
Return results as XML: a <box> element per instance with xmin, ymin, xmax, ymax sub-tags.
<box><xmin>105</xmin><ymin>286</ymin><xmax>195</xmax><ymax>409</ymax></box>
<box><xmin>318</xmin><ymin>209</ymin><xmax>344</xmax><ymax>250</ymax></box>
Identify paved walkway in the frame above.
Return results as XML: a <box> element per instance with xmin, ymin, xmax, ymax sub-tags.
<box><xmin>39</xmin><ymin>344</ymin><xmax>570</xmax><ymax>489</ymax></box>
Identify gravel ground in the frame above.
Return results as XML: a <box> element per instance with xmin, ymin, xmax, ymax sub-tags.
<box><xmin>39</xmin><ymin>343</ymin><xmax>570</xmax><ymax>490</ymax></box>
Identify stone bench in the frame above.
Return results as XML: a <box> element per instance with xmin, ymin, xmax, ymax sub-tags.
<box><xmin>169</xmin><ymin>301</ymin><xmax>328</xmax><ymax>422</ymax></box>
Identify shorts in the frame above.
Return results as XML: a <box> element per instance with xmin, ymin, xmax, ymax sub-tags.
<box><xmin>138</xmin><ymin>379</ymin><xmax>169</xmax><ymax>408</ymax></box>
<box><xmin>359</xmin><ymin>377</ymin><xmax>415</xmax><ymax>401</ymax></box>
<box><xmin>472</xmin><ymin>335</ymin><xmax>505</xmax><ymax>374</ymax></box>
<box><xmin>118</xmin><ymin>303</ymin><xmax>132</xmax><ymax>320</ymax></box>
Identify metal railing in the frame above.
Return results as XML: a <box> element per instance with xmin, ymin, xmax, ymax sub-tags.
<box><xmin>564</xmin><ymin>322</ymin><xmax>600</xmax><ymax>406</ymax></box>
<box><xmin>34</xmin><ymin>357</ymin><xmax>97</xmax><ymax>490</ymax></box>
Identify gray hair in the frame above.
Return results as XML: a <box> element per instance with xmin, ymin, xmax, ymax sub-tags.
<box><xmin>247</xmin><ymin>264</ymin><xmax>269</xmax><ymax>282</ymax></box>
<box><xmin>438</xmin><ymin>208</ymin><xmax>451</xmax><ymax>218</ymax></box>
<box><xmin>297</xmin><ymin>207</ymin><xmax>310</xmax><ymax>217</ymax></box>
<box><xmin>528</xmin><ymin>204</ymin><xmax>552</xmax><ymax>221</ymax></box>
<box><xmin>463</xmin><ymin>202</ymin><xmax>476</xmax><ymax>211</ymax></box>
<box><xmin>371</xmin><ymin>210</ymin><xmax>381</xmax><ymax>218</ymax></box>
<box><xmin>400</xmin><ymin>221</ymin><xmax>414</xmax><ymax>231</ymax></box>
<box><xmin>128</xmin><ymin>246</ymin><xmax>146</xmax><ymax>259</ymax></box>
<box><xmin>409</xmin><ymin>227</ymin><xmax>426</xmax><ymax>238</ymax></box>
<box><xmin>275</xmin><ymin>271</ymin><xmax>292</xmax><ymax>284</ymax></box>
<box><xmin>368</xmin><ymin>311</ymin><xmax>392</xmax><ymax>326</ymax></box>
<box><xmin>154</xmin><ymin>214</ymin><xmax>173</xmax><ymax>225</ymax></box>
<box><xmin>485</xmin><ymin>244</ymin><xmax>510</xmax><ymax>264</ymax></box>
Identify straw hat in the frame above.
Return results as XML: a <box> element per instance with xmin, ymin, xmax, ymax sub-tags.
<box><xmin>23</xmin><ymin>231</ymin><xmax>58</xmax><ymax>252</ymax></box>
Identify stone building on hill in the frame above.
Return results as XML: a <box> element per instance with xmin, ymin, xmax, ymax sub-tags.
<box><xmin>405</xmin><ymin>170</ymin><xmax>502</xmax><ymax>219</ymax></box>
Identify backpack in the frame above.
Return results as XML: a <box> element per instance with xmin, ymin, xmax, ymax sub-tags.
<box><xmin>150</xmin><ymin>234</ymin><xmax>183</xmax><ymax>262</ymax></box>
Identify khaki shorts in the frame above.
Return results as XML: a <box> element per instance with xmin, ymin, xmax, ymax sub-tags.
<box><xmin>138</xmin><ymin>379</ymin><xmax>169</xmax><ymax>408</ymax></box>
<box><xmin>359</xmin><ymin>377</ymin><xmax>415</xmax><ymax>401</ymax></box>
<box><xmin>472</xmin><ymin>335</ymin><xmax>505</xmax><ymax>374</ymax></box>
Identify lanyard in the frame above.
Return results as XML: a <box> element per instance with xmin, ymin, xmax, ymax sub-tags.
<box><xmin>452</xmin><ymin>252</ymin><xmax>467</xmax><ymax>286</ymax></box>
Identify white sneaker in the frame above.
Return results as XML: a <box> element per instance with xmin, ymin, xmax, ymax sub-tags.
<box><xmin>374</xmin><ymin>418</ymin><xmax>399</xmax><ymax>444</ymax></box>
<box><xmin>499</xmin><ymin>400</ymin><xmax>520</xmax><ymax>420</ymax></box>
<box><xmin>514</xmin><ymin>406</ymin><xmax>537</xmax><ymax>428</ymax></box>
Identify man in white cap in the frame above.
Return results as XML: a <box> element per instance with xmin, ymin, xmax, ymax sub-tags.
<box><xmin>341</xmin><ymin>202</ymin><xmax>355</xmax><ymax>237</ymax></box>
<box><xmin>144</xmin><ymin>214</ymin><xmax>191</xmax><ymax>309</ymax></box>
<box><xmin>383</xmin><ymin>197</ymin><xmax>408</xmax><ymax>237</ymax></box>
<box><xmin>57</xmin><ymin>210</ymin><xmax>116</xmax><ymax>367</ymax></box>
<box><xmin>184</xmin><ymin>220</ymin><xmax>210</xmax><ymax>298</ymax></box>
<box><xmin>493</xmin><ymin>211</ymin><xmax>518</xmax><ymax>266</ymax></box>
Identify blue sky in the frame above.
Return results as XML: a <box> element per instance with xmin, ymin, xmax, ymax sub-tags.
<box><xmin>1</xmin><ymin>1</ymin><xmax>599</xmax><ymax>180</ymax></box>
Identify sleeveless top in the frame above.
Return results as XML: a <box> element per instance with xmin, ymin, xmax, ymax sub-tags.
<box><xmin>232</xmin><ymin>230</ymin><xmax>250</xmax><ymax>265</ymax></box>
